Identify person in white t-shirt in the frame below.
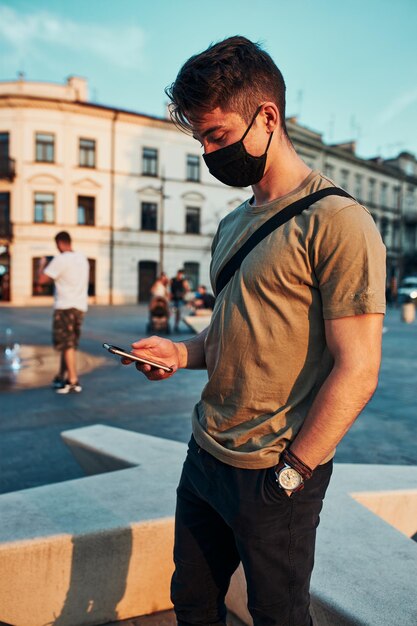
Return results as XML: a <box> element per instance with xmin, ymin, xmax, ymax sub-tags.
<box><xmin>36</xmin><ymin>231</ymin><xmax>89</xmax><ymax>394</ymax></box>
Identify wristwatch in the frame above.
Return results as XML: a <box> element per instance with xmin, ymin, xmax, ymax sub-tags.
<box><xmin>274</xmin><ymin>449</ymin><xmax>313</xmax><ymax>493</ymax></box>
<box><xmin>275</xmin><ymin>462</ymin><xmax>304</xmax><ymax>492</ymax></box>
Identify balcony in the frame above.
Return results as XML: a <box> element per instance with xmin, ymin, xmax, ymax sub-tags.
<box><xmin>0</xmin><ymin>157</ymin><xmax>16</xmax><ymax>181</ymax></box>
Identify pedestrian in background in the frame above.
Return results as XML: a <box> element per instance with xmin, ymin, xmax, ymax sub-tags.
<box><xmin>193</xmin><ymin>285</ymin><xmax>215</xmax><ymax>311</ymax></box>
<box><xmin>150</xmin><ymin>272</ymin><xmax>170</xmax><ymax>301</ymax></box>
<box><xmin>170</xmin><ymin>268</ymin><xmax>190</xmax><ymax>332</ymax></box>
<box><xmin>36</xmin><ymin>231</ymin><xmax>89</xmax><ymax>394</ymax></box>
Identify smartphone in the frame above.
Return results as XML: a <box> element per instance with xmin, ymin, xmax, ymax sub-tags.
<box><xmin>102</xmin><ymin>343</ymin><xmax>173</xmax><ymax>373</ymax></box>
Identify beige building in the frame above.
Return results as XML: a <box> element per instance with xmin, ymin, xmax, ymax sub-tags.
<box><xmin>0</xmin><ymin>76</ymin><xmax>416</xmax><ymax>305</ymax></box>
<box><xmin>286</xmin><ymin>118</ymin><xmax>417</xmax><ymax>283</ymax></box>
<box><xmin>0</xmin><ymin>76</ymin><xmax>246</xmax><ymax>305</ymax></box>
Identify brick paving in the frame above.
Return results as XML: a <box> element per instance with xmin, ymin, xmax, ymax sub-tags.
<box><xmin>0</xmin><ymin>304</ymin><xmax>416</xmax><ymax>495</ymax></box>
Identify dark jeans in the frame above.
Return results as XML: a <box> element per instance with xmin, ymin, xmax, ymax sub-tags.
<box><xmin>171</xmin><ymin>437</ymin><xmax>333</xmax><ymax>626</ymax></box>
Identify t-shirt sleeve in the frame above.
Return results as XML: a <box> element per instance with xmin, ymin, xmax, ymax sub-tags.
<box><xmin>43</xmin><ymin>255</ymin><xmax>62</xmax><ymax>280</ymax></box>
<box><xmin>312</xmin><ymin>203</ymin><xmax>386</xmax><ymax>319</ymax></box>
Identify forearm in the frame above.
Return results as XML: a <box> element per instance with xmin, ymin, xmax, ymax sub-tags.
<box><xmin>290</xmin><ymin>365</ymin><xmax>378</xmax><ymax>469</ymax></box>
<box><xmin>37</xmin><ymin>272</ymin><xmax>51</xmax><ymax>286</ymax></box>
<box><xmin>36</xmin><ymin>258</ymin><xmax>51</xmax><ymax>285</ymax></box>
<box><xmin>176</xmin><ymin>326</ymin><xmax>208</xmax><ymax>369</ymax></box>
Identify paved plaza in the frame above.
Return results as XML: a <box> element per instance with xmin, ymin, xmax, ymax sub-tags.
<box><xmin>0</xmin><ymin>304</ymin><xmax>416</xmax><ymax>495</ymax></box>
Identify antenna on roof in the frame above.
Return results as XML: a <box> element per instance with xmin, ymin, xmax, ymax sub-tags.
<box><xmin>350</xmin><ymin>115</ymin><xmax>361</xmax><ymax>140</ymax></box>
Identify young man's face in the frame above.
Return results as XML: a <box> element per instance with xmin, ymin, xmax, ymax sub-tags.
<box><xmin>191</xmin><ymin>107</ymin><xmax>269</xmax><ymax>156</ymax></box>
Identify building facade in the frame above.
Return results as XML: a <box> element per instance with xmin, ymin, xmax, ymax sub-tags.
<box><xmin>0</xmin><ymin>77</ymin><xmax>416</xmax><ymax>305</ymax></box>
<box><xmin>286</xmin><ymin>118</ymin><xmax>417</xmax><ymax>283</ymax></box>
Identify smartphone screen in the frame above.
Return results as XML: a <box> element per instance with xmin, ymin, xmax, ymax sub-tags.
<box><xmin>102</xmin><ymin>343</ymin><xmax>173</xmax><ymax>373</ymax></box>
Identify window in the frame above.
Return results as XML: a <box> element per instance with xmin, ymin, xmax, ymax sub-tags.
<box><xmin>0</xmin><ymin>192</ymin><xmax>11</xmax><ymax>238</ymax></box>
<box><xmin>184</xmin><ymin>262</ymin><xmax>200</xmax><ymax>291</ymax></box>
<box><xmin>392</xmin><ymin>221</ymin><xmax>400</xmax><ymax>248</ymax></box>
<box><xmin>355</xmin><ymin>174</ymin><xmax>362</xmax><ymax>200</ymax></box>
<box><xmin>79</xmin><ymin>138</ymin><xmax>96</xmax><ymax>168</ymax></box>
<box><xmin>186</xmin><ymin>154</ymin><xmax>200</xmax><ymax>182</ymax></box>
<box><xmin>141</xmin><ymin>202</ymin><xmax>157</xmax><ymax>231</ymax></box>
<box><xmin>405</xmin><ymin>225</ymin><xmax>416</xmax><ymax>252</ymax></box>
<box><xmin>35</xmin><ymin>133</ymin><xmax>54</xmax><ymax>163</ymax></box>
<box><xmin>77</xmin><ymin>196</ymin><xmax>95</xmax><ymax>225</ymax></box>
<box><xmin>0</xmin><ymin>243</ymin><xmax>10</xmax><ymax>301</ymax></box>
<box><xmin>185</xmin><ymin>206</ymin><xmax>201</xmax><ymax>234</ymax></box>
<box><xmin>405</xmin><ymin>186</ymin><xmax>415</xmax><ymax>210</ymax></box>
<box><xmin>368</xmin><ymin>178</ymin><xmax>376</xmax><ymax>204</ymax></box>
<box><xmin>340</xmin><ymin>169</ymin><xmax>349</xmax><ymax>190</ymax></box>
<box><xmin>142</xmin><ymin>147</ymin><xmax>158</xmax><ymax>176</ymax></box>
<box><xmin>0</xmin><ymin>132</ymin><xmax>9</xmax><ymax>160</ymax></box>
<box><xmin>34</xmin><ymin>193</ymin><xmax>55</xmax><ymax>223</ymax></box>
<box><xmin>0</xmin><ymin>132</ymin><xmax>14</xmax><ymax>180</ymax></box>
<box><xmin>32</xmin><ymin>258</ymin><xmax>54</xmax><ymax>296</ymax></box>
<box><xmin>380</xmin><ymin>217</ymin><xmax>389</xmax><ymax>242</ymax></box>
<box><xmin>324</xmin><ymin>163</ymin><xmax>334</xmax><ymax>179</ymax></box>
<box><xmin>380</xmin><ymin>183</ymin><xmax>388</xmax><ymax>208</ymax></box>
<box><xmin>393</xmin><ymin>186</ymin><xmax>401</xmax><ymax>209</ymax></box>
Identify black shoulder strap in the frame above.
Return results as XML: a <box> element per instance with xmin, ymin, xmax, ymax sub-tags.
<box><xmin>215</xmin><ymin>187</ymin><xmax>353</xmax><ymax>296</ymax></box>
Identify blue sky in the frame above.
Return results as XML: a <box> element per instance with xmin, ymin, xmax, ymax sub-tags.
<box><xmin>1</xmin><ymin>0</ymin><xmax>416</xmax><ymax>159</ymax></box>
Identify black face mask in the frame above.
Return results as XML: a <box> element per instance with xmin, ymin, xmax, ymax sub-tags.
<box><xmin>203</xmin><ymin>106</ymin><xmax>273</xmax><ymax>187</ymax></box>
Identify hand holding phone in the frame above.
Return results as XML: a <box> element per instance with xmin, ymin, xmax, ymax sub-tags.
<box><xmin>103</xmin><ymin>343</ymin><xmax>173</xmax><ymax>373</ymax></box>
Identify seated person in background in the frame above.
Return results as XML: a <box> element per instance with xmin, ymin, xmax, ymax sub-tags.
<box><xmin>194</xmin><ymin>285</ymin><xmax>216</xmax><ymax>311</ymax></box>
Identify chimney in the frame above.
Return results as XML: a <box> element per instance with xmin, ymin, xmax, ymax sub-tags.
<box><xmin>66</xmin><ymin>76</ymin><xmax>88</xmax><ymax>102</ymax></box>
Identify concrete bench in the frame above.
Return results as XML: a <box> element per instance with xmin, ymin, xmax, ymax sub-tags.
<box><xmin>0</xmin><ymin>425</ymin><xmax>416</xmax><ymax>626</ymax></box>
<box><xmin>0</xmin><ymin>428</ymin><xmax>184</xmax><ymax>626</ymax></box>
<box><xmin>182</xmin><ymin>314</ymin><xmax>211</xmax><ymax>334</ymax></box>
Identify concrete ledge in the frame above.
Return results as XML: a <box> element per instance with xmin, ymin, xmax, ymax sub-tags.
<box><xmin>0</xmin><ymin>425</ymin><xmax>416</xmax><ymax>626</ymax></box>
<box><xmin>182</xmin><ymin>315</ymin><xmax>211</xmax><ymax>334</ymax></box>
<box><xmin>0</xmin><ymin>429</ymin><xmax>185</xmax><ymax>626</ymax></box>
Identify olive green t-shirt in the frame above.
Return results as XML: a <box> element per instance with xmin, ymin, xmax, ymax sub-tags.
<box><xmin>191</xmin><ymin>170</ymin><xmax>386</xmax><ymax>469</ymax></box>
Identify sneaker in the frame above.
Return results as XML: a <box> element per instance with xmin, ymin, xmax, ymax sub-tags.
<box><xmin>52</xmin><ymin>375</ymin><xmax>65</xmax><ymax>389</ymax></box>
<box><xmin>56</xmin><ymin>380</ymin><xmax>82</xmax><ymax>394</ymax></box>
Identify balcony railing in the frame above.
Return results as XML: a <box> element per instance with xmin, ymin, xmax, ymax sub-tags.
<box><xmin>0</xmin><ymin>157</ymin><xmax>16</xmax><ymax>181</ymax></box>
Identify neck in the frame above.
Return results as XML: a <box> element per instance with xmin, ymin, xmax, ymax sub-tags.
<box><xmin>251</xmin><ymin>137</ymin><xmax>312</xmax><ymax>206</ymax></box>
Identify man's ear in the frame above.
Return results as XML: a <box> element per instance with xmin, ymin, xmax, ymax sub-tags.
<box><xmin>262</xmin><ymin>102</ymin><xmax>279</xmax><ymax>133</ymax></box>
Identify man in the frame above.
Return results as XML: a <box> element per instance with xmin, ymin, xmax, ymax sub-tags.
<box><xmin>193</xmin><ymin>285</ymin><xmax>215</xmax><ymax>311</ymax></box>
<box><xmin>170</xmin><ymin>268</ymin><xmax>190</xmax><ymax>331</ymax></box>
<box><xmin>124</xmin><ymin>36</ymin><xmax>386</xmax><ymax>626</ymax></box>
<box><xmin>37</xmin><ymin>231</ymin><xmax>89</xmax><ymax>394</ymax></box>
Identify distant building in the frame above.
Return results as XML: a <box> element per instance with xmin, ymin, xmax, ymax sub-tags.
<box><xmin>286</xmin><ymin>118</ymin><xmax>417</xmax><ymax>282</ymax></box>
<box><xmin>0</xmin><ymin>77</ymin><xmax>416</xmax><ymax>305</ymax></box>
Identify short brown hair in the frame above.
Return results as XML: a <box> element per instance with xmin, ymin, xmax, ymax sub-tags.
<box><xmin>55</xmin><ymin>231</ymin><xmax>71</xmax><ymax>245</ymax></box>
<box><xmin>165</xmin><ymin>35</ymin><xmax>288</xmax><ymax>137</ymax></box>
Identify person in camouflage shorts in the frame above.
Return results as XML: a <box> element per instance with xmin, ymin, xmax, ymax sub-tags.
<box><xmin>52</xmin><ymin>308</ymin><xmax>84</xmax><ymax>351</ymax></box>
<box><xmin>36</xmin><ymin>231</ymin><xmax>89</xmax><ymax>394</ymax></box>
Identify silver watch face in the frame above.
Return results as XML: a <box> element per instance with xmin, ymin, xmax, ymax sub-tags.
<box><xmin>278</xmin><ymin>466</ymin><xmax>303</xmax><ymax>490</ymax></box>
